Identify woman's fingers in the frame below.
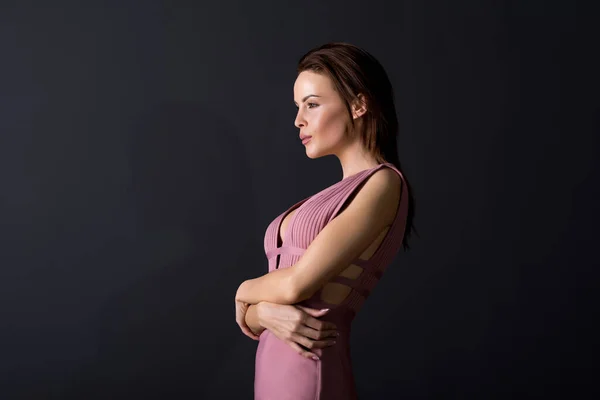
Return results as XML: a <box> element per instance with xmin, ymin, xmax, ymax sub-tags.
<box><xmin>272</xmin><ymin>327</ymin><xmax>336</xmax><ymax>358</ymax></box>
<box><xmin>294</xmin><ymin>305</ymin><xmax>338</xmax><ymax>339</ymax></box>
<box><xmin>257</xmin><ymin>303</ymin><xmax>339</xmax><ymax>356</ymax></box>
<box><xmin>285</xmin><ymin>336</ymin><xmax>336</xmax><ymax>361</ymax></box>
<box><xmin>297</xmin><ymin>323</ymin><xmax>338</xmax><ymax>341</ymax></box>
<box><xmin>290</xmin><ymin>333</ymin><xmax>336</xmax><ymax>352</ymax></box>
<box><xmin>295</xmin><ymin>305</ymin><xmax>329</xmax><ymax>317</ymax></box>
<box><xmin>240</xmin><ymin>324</ymin><xmax>260</xmax><ymax>341</ymax></box>
<box><xmin>286</xmin><ymin>341</ymin><xmax>321</xmax><ymax>361</ymax></box>
<box><xmin>302</xmin><ymin>315</ymin><xmax>337</xmax><ymax>335</ymax></box>
<box><xmin>293</xmin><ymin>306</ymin><xmax>337</xmax><ymax>330</ymax></box>
<box><xmin>235</xmin><ymin>300</ymin><xmax>259</xmax><ymax>340</ymax></box>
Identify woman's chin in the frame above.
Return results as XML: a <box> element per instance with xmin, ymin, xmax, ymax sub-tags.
<box><xmin>304</xmin><ymin>148</ymin><xmax>320</xmax><ymax>159</ymax></box>
<box><xmin>304</xmin><ymin>141</ymin><xmax>328</xmax><ymax>159</ymax></box>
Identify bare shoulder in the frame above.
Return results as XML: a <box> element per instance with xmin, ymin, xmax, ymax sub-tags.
<box><xmin>366</xmin><ymin>167</ymin><xmax>402</xmax><ymax>220</ymax></box>
<box><xmin>361</xmin><ymin>167</ymin><xmax>402</xmax><ymax>205</ymax></box>
<box><xmin>341</xmin><ymin>166</ymin><xmax>403</xmax><ymax>226</ymax></box>
<box><xmin>370</xmin><ymin>167</ymin><xmax>402</xmax><ymax>193</ymax></box>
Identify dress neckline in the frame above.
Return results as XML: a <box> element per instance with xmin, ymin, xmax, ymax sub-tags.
<box><xmin>272</xmin><ymin>162</ymin><xmax>396</xmax><ymax>269</ymax></box>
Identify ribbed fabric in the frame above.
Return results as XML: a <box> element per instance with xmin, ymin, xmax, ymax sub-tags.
<box><xmin>255</xmin><ymin>162</ymin><xmax>409</xmax><ymax>400</ymax></box>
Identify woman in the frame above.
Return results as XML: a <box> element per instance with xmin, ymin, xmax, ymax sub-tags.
<box><xmin>235</xmin><ymin>42</ymin><xmax>416</xmax><ymax>400</ymax></box>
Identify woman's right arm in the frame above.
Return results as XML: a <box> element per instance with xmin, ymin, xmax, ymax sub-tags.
<box><xmin>245</xmin><ymin>303</ymin><xmax>265</xmax><ymax>337</ymax></box>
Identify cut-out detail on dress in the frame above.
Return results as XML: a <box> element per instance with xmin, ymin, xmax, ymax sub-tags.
<box><xmin>339</xmin><ymin>264</ymin><xmax>363</xmax><ymax>279</ymax></box>
<box><xmin>319</xmin><ymin>226</ymin><xmax>390</xmax><ymax>305</ymax></box>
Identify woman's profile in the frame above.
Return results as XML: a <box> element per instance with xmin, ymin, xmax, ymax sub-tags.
<box><xmin>235</xmin><ymin>42</ymin><xmax>416</xmax><ymax>400</ymax></box>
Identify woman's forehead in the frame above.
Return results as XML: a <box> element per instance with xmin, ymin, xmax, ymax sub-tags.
<box><xmin>294</xmin><ymin>71</ymin><xmax>333</xmax><ymax>97</ymax></box>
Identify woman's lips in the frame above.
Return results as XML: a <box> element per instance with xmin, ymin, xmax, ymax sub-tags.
<box><xmin>302</xmin><ymin>137</ymin><xmax>312</xmax><ymax>145</ymax></box>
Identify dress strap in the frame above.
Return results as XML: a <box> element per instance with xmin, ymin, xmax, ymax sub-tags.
<box><xmin>265</xmin><ymin>245</ymin><xmax>306</xmax><ymax>261</ymax></box>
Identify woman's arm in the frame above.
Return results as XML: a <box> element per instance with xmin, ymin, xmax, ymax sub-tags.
<box><xmin>239</xmin><ymin>302</ymin><xmax>339</xmax><ymax>360</ymax></box>
<box><xmin>245</xmin><ymin>303</ymin><xmax>265</xmax><ymax>337</ymax></box>
<box><xmin>236</xmin><ymin>169</ymin><xmax>401</xmax><ymax>305</ymax></box>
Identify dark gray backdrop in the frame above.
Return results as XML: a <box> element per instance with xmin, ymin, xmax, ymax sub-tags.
<box><xmin>1</xmin><ymin>1</ymin><xmax>597</xmax><ymax>399</ymax></box>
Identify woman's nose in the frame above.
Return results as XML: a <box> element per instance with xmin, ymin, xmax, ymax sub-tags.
<box><xmin>294</xmin><ymin>109</ymin><xmax>305</xmax><ymax>129</ymax></box>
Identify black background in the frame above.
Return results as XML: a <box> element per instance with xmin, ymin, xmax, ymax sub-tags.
<box><xmin>1</xmin><ymin>1</ymin><xmax>598</xmax><ymax>398</ymax></box>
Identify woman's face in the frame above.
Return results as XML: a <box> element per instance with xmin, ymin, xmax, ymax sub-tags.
<box><xmin>293</xmin><ymin>70</ymin><xmax>353</xmax><ymax>159</ymax></box>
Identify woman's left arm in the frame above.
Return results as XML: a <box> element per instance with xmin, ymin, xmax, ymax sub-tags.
<box><xmin>236</xmin><ymin>169</ymin><xmax>401</xmax><ymax>305</ymax></box>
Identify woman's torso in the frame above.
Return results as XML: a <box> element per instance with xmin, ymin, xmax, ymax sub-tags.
<box><xmin>255</xmin><ymin>163</ymin><xmax>409</xmax><ymax>400</ymax></box>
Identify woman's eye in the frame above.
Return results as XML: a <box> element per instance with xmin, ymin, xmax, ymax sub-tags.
<box><xmin>294</xmin><ymin>103</ymin><xmax>318</xmax><ymax>110</ymax></box>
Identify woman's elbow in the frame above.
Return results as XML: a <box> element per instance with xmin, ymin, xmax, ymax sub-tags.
<box><xmin>287</xmin><ymin>281</ymin><xmax>317</xmax><ymax>304</ymax></box>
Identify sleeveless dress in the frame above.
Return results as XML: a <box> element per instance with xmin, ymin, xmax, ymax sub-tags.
<box><xmin>255</xmin><ymin>162</ymin><xmax>410</xmax><ymax>400</ymax></box>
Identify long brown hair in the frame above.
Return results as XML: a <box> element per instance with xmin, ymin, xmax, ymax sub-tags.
<box><xmin>297</xmin><ymin>42</ymin><xmax>418</xmax><ymax>250</ymax></box>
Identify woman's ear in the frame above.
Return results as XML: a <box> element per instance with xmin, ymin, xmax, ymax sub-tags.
<box><xmin>351</xmin><ymin>94</ymin><xmax>368</xmax><ymax>119</ymax></box>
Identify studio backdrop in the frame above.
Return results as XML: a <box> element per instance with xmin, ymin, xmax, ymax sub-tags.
<box><xmin>0</xmin><ymin>1</ymin><xmax>597</xmax><ymax>399</ymax></box>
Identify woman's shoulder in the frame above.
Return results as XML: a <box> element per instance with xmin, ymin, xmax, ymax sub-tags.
<box><xmin>368</xmin><ymin>165</ymin><xmax>403</xmax><ymax>201</ymax></box>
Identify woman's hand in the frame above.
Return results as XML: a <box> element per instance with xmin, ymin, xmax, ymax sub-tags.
<box><xmin>257</xmin><ymin>302</ymin><xmax>339</xmax><ymax>360</ymax></box>
<box><xmin>235</xmin><ymin>299</ymin><xmax>260</xmax><ymax>340</ymax></box>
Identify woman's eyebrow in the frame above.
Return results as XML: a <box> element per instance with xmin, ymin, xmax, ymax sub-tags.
<box><xmin>294</xmin><ymin>94</ymin><xmax>321</xmax><ymax>105</ymax></box>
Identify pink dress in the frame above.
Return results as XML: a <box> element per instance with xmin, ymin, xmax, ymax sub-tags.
<box><xmin>255</xmin><ymin>163</ymin><xmax>410</xmax><ymax>400</ymax></box>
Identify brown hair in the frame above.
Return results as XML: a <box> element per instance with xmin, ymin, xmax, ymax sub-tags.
<box><xmin>297</xmin><ymin>42</ymin><xmax>417</xmax><ymax>250</ymax></box>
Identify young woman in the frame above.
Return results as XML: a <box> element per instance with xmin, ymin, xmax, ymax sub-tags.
<box><xmin>235</xmin><ymin>42</ymin><xmax>416</xmax><ymax>400</ymax></box>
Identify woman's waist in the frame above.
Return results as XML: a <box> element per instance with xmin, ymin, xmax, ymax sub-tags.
<box><xmin>257</xmin><ymin>329</ymin><xmax>352</xmax><ymax>361</ymax></box>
